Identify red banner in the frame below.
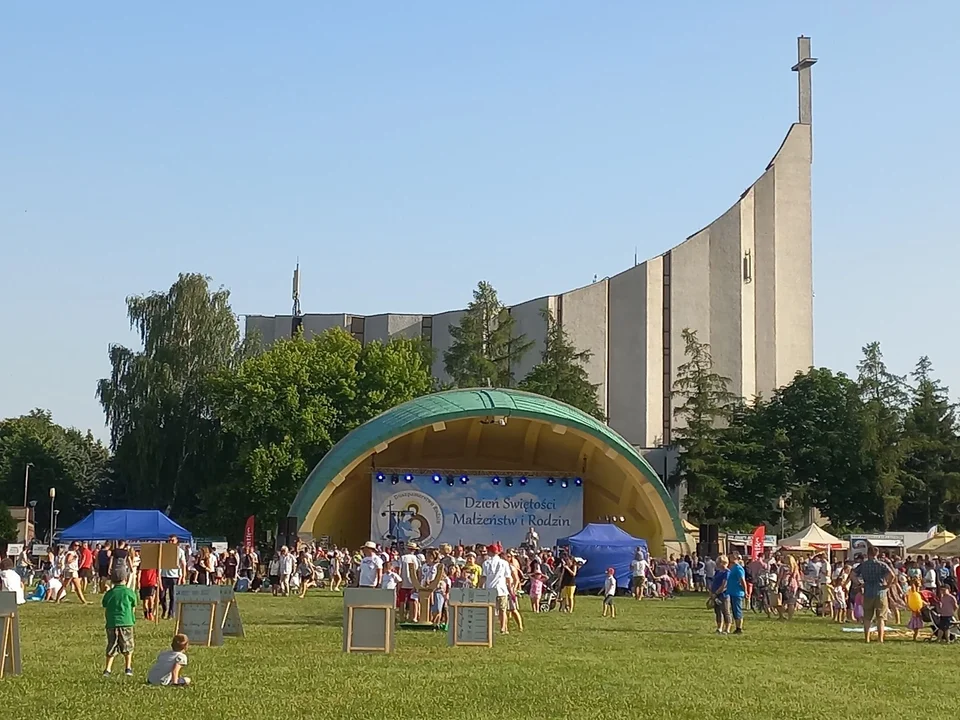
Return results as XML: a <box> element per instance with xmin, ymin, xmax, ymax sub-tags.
<box><xmin>750</xmin><ymin>525</ymin><xmax>766</xmax><ymax>560</ymax></box>
<box><xmin>243</xmin><ymin>515</ymin><xmax>255</xmax><ymax>549</ymax></box>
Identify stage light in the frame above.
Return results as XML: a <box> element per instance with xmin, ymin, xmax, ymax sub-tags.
<box><xmin>547</xmin><ymin>477</ymin><xmax>555</xmax><ymax>486</ymax></box>
<box><xmin>459</xmin><ymin>475</ymin><xmax>469</xmax><ymax>484</ymax></box>
<box><xmin>561</xmin><ymin>479</ymin><xmax>569</xmax><ymax>489</ymax></box>
<box><xmin>519</xmin><ymin>476</ymin><xmax>527</xmax><ymax>486</ymax></box>
<box><xmin>432</xmin><ymin>474</ymin><xmax>442</xmax><ymax>484</ymax></box>
<box><xmin>446</xmin><ymin>475</ymin><xmax>455</xmax><ymax>486</ymax></box>
<box><xmin>404</xmin><ymin>473</ymin><xmax>414</xmax><ymax>483</ymax></box>
<box><xmin>505</xmin><ymin>476</ymin><xmax>513</xmax><ymax>487</ymax></box>
<box><xmin>492</xmin><ymin>476</ymin><xmax>500</xmax><ymax>485</ymax></box>
<box><xmin>574</xmin><ymin>477</ymin><xmax>582</xmax><ymax>487</ymax></box>
<box><xmin>391</xmin><ymin>474</ymin><xmax>399</xmax><ymax>485</ymax></box>
<box><xmin>376</xmin><ymin>472</ymin><xmax>385</xmax><ymax>483</ymax></box>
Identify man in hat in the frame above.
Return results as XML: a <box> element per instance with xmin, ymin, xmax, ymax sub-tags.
<box><xmin>480</xmin><ymin>544</ymin><xmax>513</xmax><ymax>634</ymax></box>
<box><xmin>358</xmin><ymin>542</ymin><xmax>383</xmax><ymax>589</ymax></box>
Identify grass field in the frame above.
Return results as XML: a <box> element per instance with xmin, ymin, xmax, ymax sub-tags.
<box><xmin>1</xmin><ymin>591</ymin><xmax>956</xmax><ymax>720</ymax></box>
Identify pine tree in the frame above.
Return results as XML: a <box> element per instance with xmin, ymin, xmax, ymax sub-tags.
<box><xmin>897</xmin><ymin>357</ymin><xmax>960</xmax><ymax>530</ymax></box>
<box><xmin>443</xmin><ymin>281</ymin><xmax>533</xmax><ymax>388</ymax></box>
<box><xmin>519</xmin><ymin>308</ymin><xmax>605</xmax><ymax>421</ymax></box>
<box><xmin>857</xmin><ymin>342</ymin><xmax>908</xmax><ymax>529</ymax></box>
<box><xmin>669</xmin><ymin>329</ymin><xmax>741</xmax><ymax>525</ymax></box>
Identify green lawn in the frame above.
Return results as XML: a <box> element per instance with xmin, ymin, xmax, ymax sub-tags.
<box><xmin>1</xmin><ymin>591</ymin><xmax>956</xmax><ymax>720</ymax></box>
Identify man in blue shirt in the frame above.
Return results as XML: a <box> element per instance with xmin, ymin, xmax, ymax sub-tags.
<box><xmin>726</xmin><ymin>552</ymin><xmax>748</xmax><ymax>634</ymax></box>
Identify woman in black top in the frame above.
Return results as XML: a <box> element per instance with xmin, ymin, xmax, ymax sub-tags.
<box><xmin>96</xmin><ymin>543</ymin><xmax>112</xmax><ymax>591</ymax></box>
<box><xmin>557</xmin><ymin>556</ymin><xmax>578</xmax><ymax>613</ymax></box>
<box><xmin>109</xmin><ymin>541</ymin><xmax>130</xmax><ymax>583</ymax></box>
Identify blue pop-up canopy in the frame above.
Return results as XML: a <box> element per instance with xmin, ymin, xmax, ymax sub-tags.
<box><xmin>59</xmin><ymin>510</ymin><xmax>193</xmax><ymax>543</ymax></box>
<box><xmin>557</xmin><ymin>523</ymin><xmax>648</xmax><ymax>590</ymax></box>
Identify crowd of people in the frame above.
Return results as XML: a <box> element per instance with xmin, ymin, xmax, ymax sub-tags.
<box><xmin>5</xmin><ymin>532</ymin><xmax>960</xmax><ymax>647</ymax></box>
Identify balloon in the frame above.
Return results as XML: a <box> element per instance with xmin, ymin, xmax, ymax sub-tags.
<box><xmin>907</xmin><ymin>590</ymin><xmax>924</xmax><ymax>613</ymax></box>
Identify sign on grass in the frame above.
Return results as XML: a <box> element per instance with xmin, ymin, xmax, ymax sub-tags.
<box><xmin>0</xmin><ymin>591</ymin><xmax>22</xmax><ymax>678</ymax></box>
<box><xmin>448</xmin><ymin>588</ymin><xmax>494</xmax><ymax>648</ymax></box>
<box><xmin>174</xmin><ymin>585</ymin><xmax>223</xmax><ymax>647</ymax></box>
<box><xmin>343</xmin><ymin>588</ymin><xmax>395</xmax><ymax>653</ymax></box>
<box><xmin>5</xmin><ymin>545</ymin><xmax>23</xmax><ymax>558</ymax></box>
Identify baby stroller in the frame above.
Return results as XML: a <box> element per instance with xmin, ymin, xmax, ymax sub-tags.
<box><xmin>539</xmin><ymin>587</ymin><xmax>559</xmax><ymax>612</ymax></box>
<box><xmin>928</xmin><ymin>611</ymin><xmax>959</xmax><ymax>642</ymax></box>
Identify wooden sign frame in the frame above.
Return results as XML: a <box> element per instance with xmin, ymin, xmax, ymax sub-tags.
<box><xmin>175</xmin><ymin>601</ymin><xmax>218</xmax><ymax>647</ymax></box>
<box><xmin>408</xmin><ymin>562</ymin><xmax>446</xmax><ymax>625</ymax></box>
<box><xmin>449</xmin><ymin>603</ymin><xmax>494</xmax><ymax>647</ymax></box>
<box><xmin>345</xmin><ymin>605</ymin><xmax>393</xmax><ymax>653</ymax></box>
<box><xmin>139</xmin><ymin>543</ymin><xmax>179</xmax><ymax>571</ymax></box>
<box><xmin>0</xmin><ymin>592</ymin><xmax>22</xmax><ymax>678</ymax></box>
<box><xmin>219</xmin><ymin>587</ymin><xmax>244</xmax><ymax>638</ymax></box>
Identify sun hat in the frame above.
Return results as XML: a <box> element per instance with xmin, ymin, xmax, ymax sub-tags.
<box><xmin>363</xmin><ymin>541</ymin><xmax>377</xmax><ymax>550</ymax></box>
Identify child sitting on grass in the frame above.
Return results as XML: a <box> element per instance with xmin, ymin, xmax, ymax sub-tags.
<box><xmin>147</xmin><ymin>633</ymin><xmax>191</xmax><ymax>686</ymax></box>
<box><xmin>102</xmin><ymin>568</ymin><xmax>137</xmax><ymax>677</ymax></box>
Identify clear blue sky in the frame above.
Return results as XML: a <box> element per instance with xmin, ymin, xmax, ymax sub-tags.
<box><xmin>2</xmin><ymin>4</ymin><xmax>957</xmax><ymax>439</ymax></box>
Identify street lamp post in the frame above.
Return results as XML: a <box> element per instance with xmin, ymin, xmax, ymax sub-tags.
<box><xmin>23</xmin><ymin>462</ymin><xmax>34</xmax><ymax>508</ymax></box>
<box><xmin>28</xmin><ymin>500</ymin><xmax>37</xmax><ymax>543</ymax></box>
<box><xmin>48</xmin><ymin>487</ymin><xmax>56</xmax><ymax>543</ymax></box>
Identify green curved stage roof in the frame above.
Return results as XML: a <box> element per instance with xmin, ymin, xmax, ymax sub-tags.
<box><xmin>288</xmin><ymin>388</ymin><xmax>684</xmax><ymax>540</ymax></box>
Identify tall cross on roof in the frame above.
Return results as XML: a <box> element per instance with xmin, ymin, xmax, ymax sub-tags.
<box><xmin>792</xmin><ymin>36</ymin><xmax>817</xmax><ymax>126</ymax></box>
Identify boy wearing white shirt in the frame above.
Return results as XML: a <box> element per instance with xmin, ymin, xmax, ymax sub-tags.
<box><xmin>480</xmin><ymin>545</ymin><xmax>512</xmax><ymax>634</ymax></box>
<box><xmin>602</xmin><ymin>567</ymin><xmax>617</xmax><ymax>618</ymax></box>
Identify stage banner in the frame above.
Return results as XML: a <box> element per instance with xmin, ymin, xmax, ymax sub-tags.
<box><xmin>371</xmin><ymin>474</ymin><xmax>582</xmax><ymax>548</ymax></box>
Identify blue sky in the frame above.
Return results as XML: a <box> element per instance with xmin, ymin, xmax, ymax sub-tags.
<box><xmin>2</xmin><ymin>4</ymin><xmax>957</xmax><ymax>439</ymax></box>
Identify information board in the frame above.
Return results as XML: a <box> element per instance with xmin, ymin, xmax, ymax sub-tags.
<box><xmin>342</xmin><ymin>588</ymin><xmax>395</xmax><ymax>653</ymax></box>
<box><xmin>5</xmin><ymin>544</ymin><xmax>23</xmax><ymax>558</ymax></box>
<box><xmin>139</xmin><ymin>543</ymin><xmax>180</xmax><ymax>571</ymax></box>
<box><xmin>218</xmin><ymin>586</ymin><xmax>244</xmax><ymax>638</ymax></box>
<box><xmin>448</xmin><ymin>588</ymin><xmax>494</xmax><ymax>648</ymax></box>
<box><xmin>31</xmin><ymin>544</ymin><xmax>48</xmax><ymax>557</ymax></box>
<box><xmin>174</xmin><ymin>585</ymin><xmax>222</xmax><ymax>647</ymax></box>
<box><xmin>0</xmin><ymin>592</ymin><xmax>22</xmax><ymax>678</ymax></box>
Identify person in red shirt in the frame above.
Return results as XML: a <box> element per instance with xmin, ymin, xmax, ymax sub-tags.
<box><xmin>79</xmin><ymin>542</ymin><xmax>95</xmax><ymax>593</ymax></box>
<box><xmin>139</xmin><ymin>566</ymin><xmax>159</xmax><ymax>621</ymax></box>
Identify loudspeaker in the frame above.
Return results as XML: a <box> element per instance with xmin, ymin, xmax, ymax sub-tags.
<box><xmin>277</xmin><ymin>516</ymin><xmax>299</xmax><ymax>549</ymax></box>
<box><xmin>699</xmin><ymin>523</ymin><xmax>719</xmax><ymax>558</ymax></box>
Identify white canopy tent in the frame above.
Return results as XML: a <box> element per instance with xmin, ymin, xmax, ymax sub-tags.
<box><xmin>778</xmin><ymin>524</ymin><xmax>849</xmax><ymax>551</ymax></box>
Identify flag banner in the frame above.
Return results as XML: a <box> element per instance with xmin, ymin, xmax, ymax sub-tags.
<box><xmin>243</xmin><ymin>515</ymin><xmax>255</xmax><ymax>548</ymax></box>
<box><xmin>750</xmin><ymin>525</ymin><xmax>766</xmax><ymax>560</ymax></box>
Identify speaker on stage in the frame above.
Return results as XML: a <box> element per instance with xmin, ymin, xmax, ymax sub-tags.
<box><xmin>278</xmin><ymin>516</ymin><xmax>299</xmax><ymax>549</ymax></box>
<box><xmin>698</xmin><ymin>523</ymin><xmax>719</xmax><ymax>558</ymax></box>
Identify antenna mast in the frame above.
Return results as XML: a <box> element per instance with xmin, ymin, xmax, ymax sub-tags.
<box><xmin>291</xmin><ymin>262</ymin><xmax>303</xmax><ymax>337</ymax></box>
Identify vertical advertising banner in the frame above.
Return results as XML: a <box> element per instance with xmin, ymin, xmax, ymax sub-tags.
<box><xmin>371</xmin><ymin>474</ymin><xmax>583</xmax><ymax>548</ymax></box>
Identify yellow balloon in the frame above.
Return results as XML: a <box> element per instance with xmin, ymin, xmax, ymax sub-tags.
<box><xmin>907</xmin><ymin>590</ymin><xmax>924</xmax><ymax>613</ymax></box>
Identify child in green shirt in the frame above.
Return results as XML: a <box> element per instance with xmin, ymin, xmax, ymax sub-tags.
<box><xmin>102</xmin><ymin>567</ymin><xmax>137</xmax><ymax>676</ymax></box>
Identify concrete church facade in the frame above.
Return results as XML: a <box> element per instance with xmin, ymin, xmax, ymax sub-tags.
<box><xmin>246</xmin><ymin>37</ymin><xmax>816</xmax><ymax>451</ymax></box>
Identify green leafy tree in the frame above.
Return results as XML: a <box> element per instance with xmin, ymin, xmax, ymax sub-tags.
<box><xmin>96</xmin><ymin>273</ymin><xmax>253</xmax><ymax>516</ymax></box>
<box><xmin>0</xmin><ymin>503</ymin><xmax>17</xmax><ymax>543</ymax></box>
<box><xmin>857</xmin><ymin>342</ymin><xmax>908</xmax><ymax>528</ymax></box>
<box><xmin>896</xmin><ymin>357</ymin><xmax>960</xmax><ymax>530</ymax></box>
<box><xmin>760</xmin><ymin>368</ymin><xmax>873</xmax><ymax>531</ymax></box>
<box><xmin>443</xmin><ymin>281</ymin><xmax>533</xmax><ymax>388</ymax></box>
<box><xmin>0</xmin><ymin>410</ymin><xmax>109</xmax><ymax>531</ymax></box>
<box><xmin>669</xmin><ymin>329</ymin><xmax>742</xmax><ymax>524</ymax></box>
<box><xmin>205</xmin><ymin>328</ymin><xmax>434</xmax><ymax>538</ymax></box>
<box><xmin>519</xmin><ymin>308</ymin><xmax>605</xmax><ymax>421</ymax></box>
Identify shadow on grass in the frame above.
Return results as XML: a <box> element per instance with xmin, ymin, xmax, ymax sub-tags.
<box><xmin>597</xmin><ymin>627</ymin><xmax>697</xmax><ymax>635</ymax></box>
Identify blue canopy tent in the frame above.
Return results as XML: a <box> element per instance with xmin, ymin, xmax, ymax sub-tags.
<box><xmin>557</xmin><ymin>523</ymin><xmax>648</xmax><ymax>590</ymax></box>
<box><xmin>59</xmin><ymin>510</ymin><xmax>193</xmax><ymax>543</ymax></box>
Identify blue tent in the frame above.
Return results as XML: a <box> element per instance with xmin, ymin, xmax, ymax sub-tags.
<box><xmin>557</xmin><ymin>523</ymin><xmax>648</xmax><ymax>590</ymax></box>
<box><xmin>59</xmin><ymin>510</ymin><xmax>193</xmax><ymax>543</ymax></box>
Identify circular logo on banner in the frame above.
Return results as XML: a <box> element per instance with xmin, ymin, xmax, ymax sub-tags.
<box><xmin>375</xmin><ymin>490</ymin><xmax>444</xmax><ymax>546</ymax></box>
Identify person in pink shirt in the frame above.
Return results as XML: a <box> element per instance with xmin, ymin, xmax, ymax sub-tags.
<box><xmin>528</xmin><ymin>571</ymin><xmax>545</xmax><ymax>612</ymax></box>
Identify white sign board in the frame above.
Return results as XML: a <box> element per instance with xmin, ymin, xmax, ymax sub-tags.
<box><xmin>212</xmin><ymin>542</ymin><xmax>228</xmax><ymax>554</ymax></box>
<box><xmin>5</xmin><ymin>545</ymin><xmax>23</xmax><ymax>558</ymax></box>
<box><xmin>218</xmin><ymin>586</ymin><xmax>244</xmax><ymax>638</ymax></box>
<box><xmin>0</xmin><ymin>591</ymin><xmax>22</xmax><ymax>677</ymax></box>
<box><xmin>448</xmin><ymin>588</ymin><xmax>495</xmax><ymax>648</ymax></box>
<box><xmin>31</xmin><ymin>544</ymin><xmax>48</xmax><ymax>557</ymax></box>
<box><xmin>174</xmin><ymin>585</ymin><xmax>223</xmax><ymax>647</ymax></box>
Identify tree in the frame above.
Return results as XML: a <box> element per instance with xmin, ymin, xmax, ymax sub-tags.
<box><xmin>0</xmin><ymin>503</ymin><xmax>17</xmax><ymax>543</ymax></box>
<box><xmin>205</xmin><ymin>328</ymin><xmax>434</xmax><ymax>538</ymax></box>
<box><xmin>443</xmin><ymin>281</ymin><xmax>533</xmax><ymax>388</ymax></box>
<box><xmin>896</xmin><ymin>357</ymin><xmax>960</xmax><ymax>530</ymax></box>
<box><xmin>857</xmin><ymin>342</ymin><xmax>908</xmax><ymax>528</ymax></box>
<box><xmin>0</xmin><ymin>410</ymin><xmax>109</xmax><ymax>531</ymax></box>
<box><xmin>760</xmin><ymin>368</ymin><xmax>873</xmax><ymax>532</ymax></box>
<box><xmin>96</xmin><ymin>273</ymin><xmax>253</xmax><ymax>517</ymax></box>
<box><xmin>669</xmin><ymin>329</ymin><xmax>742</xmax><ymax>524</ymax></box>
<box><xmin>519</xmin><ymin>308</ymin><xmax>605</xmax><ymax>420</ymax></box>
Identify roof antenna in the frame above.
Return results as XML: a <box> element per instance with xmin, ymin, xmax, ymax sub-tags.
<box><xmin>291</xmin><ymin>261</ymin><xmax>303</xmax><ymax>337</ymax></box>
<box><xmin>634</xmin><ymin>247</ymin><xmax>638</xmax><ymax>266</ymax></box>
